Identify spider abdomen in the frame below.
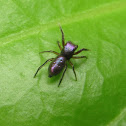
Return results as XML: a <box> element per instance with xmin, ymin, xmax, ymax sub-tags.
<box><xmin>48</xmin><ymin>56</ymin><xmax>66</xmax><ymax>77</ymax></box>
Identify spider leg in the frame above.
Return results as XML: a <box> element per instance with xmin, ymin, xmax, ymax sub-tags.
<box><xmin>72</xmin><ymin>56</ymin><xmax>87</xmax><ymax>59</ymax></box>
<box><xmin>59</xmin><ymin>26</ymin><xmax>65</xmax><ymax>47</ymax></box>
<box><xmin>58</xmin><ymin>64</ymin><xmax>67</xmax><ymax>87</ymax></box>
<box><xmin>68</xmin><ymin>60</ymin><xmax>77</xmax><ymax>81</ymax></box>
<box><xmin>57</xmin><ymin>41</ymin><xmax>62</xmax><ymax>50</ymax></box>
<box><xmin>40</xmin><ymin>51</ymin><xmax>59</xmax><ymax>55</ymax></box>
<box><xmin>34</xmin><ymin>58</ymin><xmax>54</xmax><ymax>78</ymax></box>
<box><xmin>74</xmin><ymin>48</ymin><xmax>89</xmax><ymax>55</ymax></box>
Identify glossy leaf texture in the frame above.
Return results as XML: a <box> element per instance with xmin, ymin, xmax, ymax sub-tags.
<box><xmin>0</xmin><ymin>0</ymin><xmax>126</xmax><ymax>126</ymax></box>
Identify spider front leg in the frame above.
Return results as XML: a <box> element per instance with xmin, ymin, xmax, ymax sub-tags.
<box><xmin>60</xmin><ymin>26</ymin><xmax>65</xmax><ymax>47</ymax></box>
<box><xmin>34</xmin><ymin>58</ymin><xmax>54</xmax><ymax>78</ymax></box>
<box><xmin>57</xmin><ymin>41</ymin><xmax>62</xmax><ymax>50</ymax></box>
<box><xmin>74</xmin><ymin>48</ymin><xmax>89</xmax><ymax>55</ymax></box>
<box><xmin>68</xmin><ymin>60</ymin><xmax>77</xmax><ymax>81</ymax></box>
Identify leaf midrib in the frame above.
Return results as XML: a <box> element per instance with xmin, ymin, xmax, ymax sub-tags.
<box><xmin>0</xmin><ymin>0</ymin><xmax>126</xmax><ymax>47</ymax></box>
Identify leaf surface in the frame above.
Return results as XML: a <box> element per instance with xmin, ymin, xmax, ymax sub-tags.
<box><xmin>0</xmin><ymin>0</ymin><xmax>126</xmax><ymax>126</ymax></box>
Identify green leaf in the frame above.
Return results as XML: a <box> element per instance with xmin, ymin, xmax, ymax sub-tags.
<box><xmin>0</xmin><ymin>0</ymin><xmax>126</xmax><ymax>126</ymax></box>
